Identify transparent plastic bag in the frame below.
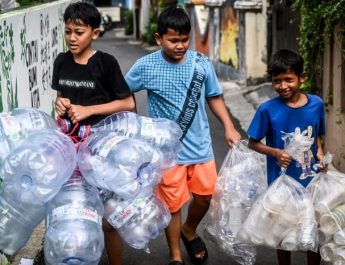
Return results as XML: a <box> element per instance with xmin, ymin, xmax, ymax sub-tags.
<box><xmin>307</xmin><ymin>169</ymin><xmax>345</xmax><ymax>264</ymax></box>
<box><xmin>240</xmin><ymin>172</ymin><xmax>317</xmax><ymax>252</ymax></box>
<box><xmin>205</xmin><ymin>141</ymin><xmax>267</xmax><ymax>265</ymax></box>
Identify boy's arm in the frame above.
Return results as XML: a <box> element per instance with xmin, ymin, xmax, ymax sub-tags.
<box><xmin>67</xmin><ymin>96</ymin><xmax>136</xmax><ymax>124</ymax></box>
<box><xmin>316</xmin><ymin>136</ymin><xmax>325</xmax><ymax>161</ymax></box>
<box><xmin>248</xmin><ymin>138</ymin><xmax>292</xmax><ymax>168</ymax></box>
<box><xmin>207</xmin><ymin>95</ymin><xmax>241</xmax><ymax>146</ymax></box>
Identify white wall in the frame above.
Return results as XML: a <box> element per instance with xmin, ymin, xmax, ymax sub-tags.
<box><xmin>243</xmin><ymin>3</ymin><xmax>267</xmax><ymax>81</ymax></box>
<box><xmin>0</xmin><ymin>0</ymin><xmax>73</xmax><ymax>115</ymax></box>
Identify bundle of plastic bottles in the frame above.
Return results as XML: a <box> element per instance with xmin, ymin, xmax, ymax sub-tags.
<box><xmin>0</xmin><ymin>108</ymin><xmax>182</xmax><ymax>263</ymax></box>
<box><xmin>0</xmin><ymin>108</ymin><xmax>77</xmax><ymax>255</ymax></box>
<box><xmin>205</xmin><ymin>141</ymin><xmax>267</xmax><ymax>265</ymax></box>
<box><xmin>308</xmin><ymin>169</ymin><xmax>345</xmax><ymax>264</ymax></box>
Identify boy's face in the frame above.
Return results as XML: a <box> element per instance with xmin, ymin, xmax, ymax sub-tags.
<box><xmin>64</xmin><ymin>19</ymin><xmax>100</xmax><ymax>58</ymax></box>
<box><xmin>155</xmin><ymin>28</ymin><xmax>190</xmax><ymax>64</ymax></box>
<box><xmin>272</xmin><ymin>70</ymin><xmax>306</xmax><ymax>101</ymax></box>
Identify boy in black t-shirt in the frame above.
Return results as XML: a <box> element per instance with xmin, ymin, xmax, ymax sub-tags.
<box><xmin>52</xmin><ymin>2</ymin><xmax>135</xmax><ymax>265</ymax></box>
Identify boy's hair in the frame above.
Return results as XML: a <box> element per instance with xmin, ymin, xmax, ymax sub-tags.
<box><xmin>157</xmin><ymin>6</ymin><xmax>191</xmax><ymax>36</ymax></box>
<box><xmin>267</xmin><ymin>49</ymin><xmax>304</xmax><ymax>78</ymax></box>
<box><xmin>63</xmin><ymin>2</ymin><xmax>101</xmax><ymax>29</ymax></box>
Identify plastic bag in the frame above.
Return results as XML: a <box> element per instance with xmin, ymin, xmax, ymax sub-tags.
<box><xmin>204</xmin><ymin>141</ymin><xmax>267</xmax><ymax>265</ymax></box>
<box><xmin>307</xmin><ymin>169</ymin><xmax>345</xmax><ymax>264</ymax></box>
<box><xmin>240</xmin><ymin>171</ymin><xmax>317</xmax><ymax>252</ymax></box>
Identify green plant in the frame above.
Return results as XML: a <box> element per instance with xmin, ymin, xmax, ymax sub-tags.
<box><xmin>124</xmin><ymin>9</ymin><xmax>133</xmax><ymax>35</ymax></box>
<box><xmin>293</xmin><ymin>0</ymin><xmax>345</xmax><ymax>93</ymax></box>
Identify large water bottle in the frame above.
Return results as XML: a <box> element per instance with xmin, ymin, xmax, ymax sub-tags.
<box><xmin>44</xmin><ymin>171</ymin><xmax>104</xmax><ymax>265</ymax></box>
<box><xmin>0</xmin><ymin>191</ymin><xmax>46</xmax><ymax>255</ymax></box>
<box><xmin>102</xmin><ymin>188</ymin><xmax>171</xmax><ymax>249</ymax></box>
<box><xmin>0</xmin><ymin>108</ymin><xmax>58</xmax><ymax>163</ymax></box>
<box><xmin>0</xmin><ymin>129</ymin><xmax>77</xmax><ymax>204</ymax></box>
<box><xmin>77</xmin><ymin>111</ymin><xmax>182</xmax><ymax>169</ymax></box>
<box><xmin>78</xmin><ymin>131</ymin><xmax>163</xmax><ymax>198</ymax></box>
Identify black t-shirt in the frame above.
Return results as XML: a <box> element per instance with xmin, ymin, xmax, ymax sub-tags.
<box><xmin>52</xmin><ymin>51</ymin><xmax>132</xmax><ymax>126</ymax></box>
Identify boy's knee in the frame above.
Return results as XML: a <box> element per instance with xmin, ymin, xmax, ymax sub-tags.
<box><xmin>193</xmin><ymin>194</ymin><xmax>212</xmax><ymax>206</ymax></box>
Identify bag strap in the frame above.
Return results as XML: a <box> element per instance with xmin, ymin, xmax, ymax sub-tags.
<box><xmin>176</xmin><ymin>52</ymin><xmax>207</xmax><ymax>140</ymax></box>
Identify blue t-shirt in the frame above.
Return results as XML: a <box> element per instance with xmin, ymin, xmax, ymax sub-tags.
<box><xmin>247</xmin><ymin>94</ymin><xmax>326</xmax><ymax>187</ymax></box>
<box><xmin>125</xmin><ymin>50</ymin><xmax>222</xmax><ymax>164</ymax></box>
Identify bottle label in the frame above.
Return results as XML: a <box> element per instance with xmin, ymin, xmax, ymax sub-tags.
<box><xmin>107</xmin><ymin>195</ymin><xmax>155</xmax><ymax>229</ymax></box>
<box><xmin>96</xmin><ymin>136</ymin><xmax>126</xmax><ymax>158</ymax></box>
<box><xmin>48</xmin><ymin>205</ymin><xmax>102</xmax><ymax>227</ymax></box>
<box><xmin>140</xmin><ymin>117</ymin><xmax>156</xmax><ymax>141</ymax></box>
<box><xmin>0</xmin><ymin>115</ymin><xmax>21</xmax><ymax>142</ymax></box>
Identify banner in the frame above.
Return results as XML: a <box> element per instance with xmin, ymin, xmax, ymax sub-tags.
<box><xmin>0</xmin><ymin>0</ymin><xmax>73</xmax><ymax>115</ymax></box>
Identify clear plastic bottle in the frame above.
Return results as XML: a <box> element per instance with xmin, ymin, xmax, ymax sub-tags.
<box><xmin>1</xmin><ymin>129</ymin><xmax>77</xmax><ymax>204</ymax></box>
<box><xmin>78</xmin><ymin>131</ymin><xmax>163</xmax><ymax>198</ymax></box>
<box><xmin>102</xmin><ymin>188</ymin><xmax>171</xmax><ymax>249</ymax></box>
<box><xmin>77</xmin><ymin>111</ymin><xmax>182</xmax><ymax>169</ymax></box>
<box><xmin>0</xmin><ymin>108</ymin><xmax>58</xmax><ymax>163</ymax></box>
<box><xmin>44</xmin><ymin>171</ymin><xmax>104</xmax><ymax>265</ymax></box>
<box><xmin>0</xmin><ymin>191</ymin><xmax>46</xmax><ymax>255</ymax></box>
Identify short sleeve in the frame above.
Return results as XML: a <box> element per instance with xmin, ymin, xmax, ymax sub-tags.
<box><xmin>106</xmin><ymin>56</ymin><xmax>132</xmax><ymax>99</ymax></box>
<box><xmin>247</xmin><ymin>105</ymin><xmax>270</xmax><ymax>141</ymax></box>
<box><xmin>204</xmin><ymin>60</ymin><xmax>222</xmax><ymax>97</ymax></box>
<box><xmin>51</xmin><ymin>53</ymin><xmax>64</xmax><ymax>91</ymax></box>
<box><xmin>125</xmin><ymin>61</ymin><xmax>144</xmax><ymax>93</ymax></box>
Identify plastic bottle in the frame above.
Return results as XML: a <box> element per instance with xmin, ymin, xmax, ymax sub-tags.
<box><xmin>44</xmin><ymin>171</ymin><xmax>104</xmax><ymax>265</ymax></box>
<box><xmin>78</xmin><ymin>131</ymin><xmax>163</xmax><ymax>198</ymax></box>
<box><xmin>77</xmin><ymin>111</ymin><xmax>182</xmax><ymax>169</ymax></box>
<box><xmin>102</xmin><ymin>188</ymin><xmax>171</xmax><ymax>249</ymax></box>
<box><xmin>0</xmin><ymin>108</ymin><xmax>58</xmax><ymax>163</ymax></box>
<box><xmin>0</xmin><ymin>129</ymin><xmax>77</xmax><ymax>204</ymax></box>
<box><xmin>0</xmin><ymin>191</ymin><xmax>46</xmax><ymax>255</ymax></box>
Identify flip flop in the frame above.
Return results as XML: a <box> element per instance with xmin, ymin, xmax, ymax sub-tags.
<box><xmin>181</xmin><ymin>231</ymin><xmax>208</xmax><ymax>264</ymax></box>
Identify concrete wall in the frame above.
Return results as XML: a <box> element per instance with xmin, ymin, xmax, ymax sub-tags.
<box><xmin>322</xmin><ymin>27</ymin><xmax>345</xmax><ymax>172</ymax></box>
<box><xmin>0</xmin><ymin>0</ymin><xmax>73</xmax><ymax>115</ymax></box>
<box><xmin>243</xmin><ymin>2</ymin><xmax>267</xmax><ymax>83</ymax></box>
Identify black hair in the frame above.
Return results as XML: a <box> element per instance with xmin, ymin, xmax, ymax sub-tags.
<box><xmin>267</xmin><ymin>49</ymin><xmax>304</xmax><ymax>78</ymax></box>
<box><xmin>157</xmin><ymin>6</ymin><xmax>191</xmax><ymax>36</ymax></box>
<box><xmin>63</xmin><ymin>2</ymin><xmax>101</xmax><ymax>29</ymax></box>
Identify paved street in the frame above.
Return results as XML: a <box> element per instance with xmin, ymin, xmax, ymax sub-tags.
<box><xmin>11</xmin><ymin>29</ymin><xmax>328</xmax><ymax>265</ymax></box>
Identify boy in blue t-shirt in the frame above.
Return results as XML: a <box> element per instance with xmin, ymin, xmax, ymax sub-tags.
<box><xmin>247</xmin><ymin>49</ymin><xmax>326</xmax><ymax>265</ymax></box>
<box><xmin>125</xmin><ymin>6</ymin><xmax>241</xmax><ymax>265</ymax></box>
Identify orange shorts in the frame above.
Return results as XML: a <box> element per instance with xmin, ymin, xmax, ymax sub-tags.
<box><xmin>156</xmin><ymin>160</ymin><xmax>217</xmax><ymax>213</ymax></box>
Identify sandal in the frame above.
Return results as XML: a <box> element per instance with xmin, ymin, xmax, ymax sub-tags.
<box><xmin>181</xmin><ymin>231</ymin><xmax>208</xmax><ymax>264</ymax></box>
<box><xmin>168</xmin><ymin>261</ymin><xmax>184</xmax><ymax>265</ymax></box>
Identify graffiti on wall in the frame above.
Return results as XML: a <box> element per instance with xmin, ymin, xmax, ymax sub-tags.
<box><xmin>0</xmin><ymin>0</ymin><xmax>72</xmax><ymax>114</ymax></box>
<box><xmin>219</xmin><ymin>0</ymin><xmax>239</xmax><ymax>69</ymax></box>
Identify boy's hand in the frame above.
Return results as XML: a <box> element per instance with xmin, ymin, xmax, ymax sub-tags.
<box><xmin>276</xmin><ymin>149</ymin><xmax>293</xmax><ymax>168</ymax></box>
<box><xmin>225</xmin><ymin>128</ymin><xmax>241</xmax><ymax>147</ymax></box>
<box><xmin>67</xmin><ymin>104</ymin><xmax>93</xmax><ymax>124</ymax></box>
<box><xmin>316</xmin><ymin>150</ymin><xmax>329</xmax><ymax>173</ymax></box>
<box><xmin>55</xmin><ymin>97</ymin><xmax>71</xmax><ymax>116</ymax></box>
